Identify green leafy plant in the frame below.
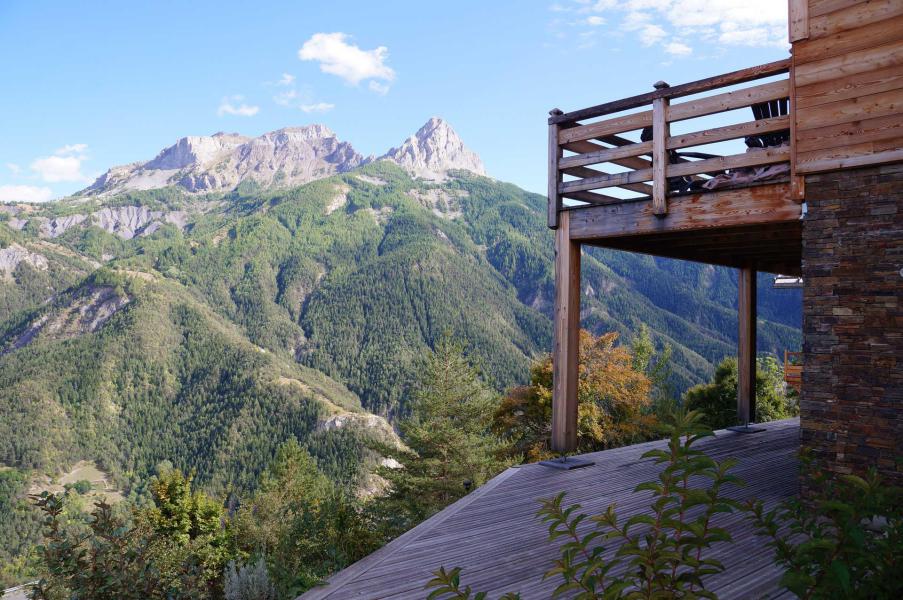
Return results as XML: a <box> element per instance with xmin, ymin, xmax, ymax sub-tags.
<box><xmin>748</xmin><ymin>465</ymin><xmax>902</xmax><ymax>599</ymax></box>
<box><xmin>426</xmin><ymin>567</ymin><xmax>520</xmax><ymax>599</ymax></box>
<box><xmin>427</xmin><ymin>410</ymin><xmax>743</xmax><ymax>599</ymax></box>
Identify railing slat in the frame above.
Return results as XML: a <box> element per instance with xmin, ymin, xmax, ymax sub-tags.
<box><xmin>559</xmin><ymin>168</ymin><xmax>654</xmax><ymax>193</ymax></box>
<box><xmin>668</xmin><ymin>116</ymin><xmax>790</xmax><ymax>150</ymax></box>
<box><xmin>558</xmin><ymin>110</ymin><xmax>653</xmax><ymax>144</ymax></box>
<box><xmin>666</xmin><ymin>147</ymin><xmax>790</xmax><ymax>178</ymax></box>
<box><xmin>668</xmin><ymin>80</ymin><xmax>790</xmax><ymax>122</ymax></box>
<box><xmin>558</xmin><ymin>141</ymin><xmax>653</xmax><ymax>169</ymax></box>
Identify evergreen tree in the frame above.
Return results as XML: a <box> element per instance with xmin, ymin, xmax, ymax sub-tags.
<box><xmin>376</xmin><ymin>335</ymin><xmax>512</xmax><ymax>534</ymax></box>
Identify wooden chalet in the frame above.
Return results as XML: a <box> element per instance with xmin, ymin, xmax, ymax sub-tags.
<box><xmin>548</xmin><ymin>0</ymin><xmax>903</xmax><ymax>482</ymax></box>
<box><xmin>301</xmin><ymin>1</ymin><xmax>901</xmax><ymax>597</ymax></box>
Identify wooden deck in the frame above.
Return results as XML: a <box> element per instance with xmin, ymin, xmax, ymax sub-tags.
<box><xmin>300</xmin><ymin>418</ymin><xmax>801</xmax><ymax>600</ymax></box>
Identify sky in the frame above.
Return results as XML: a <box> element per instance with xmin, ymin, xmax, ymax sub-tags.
<box><xmin>0</xmin><ymin>0</ymin><xmax>790</xmax><ymax>201</ymax></box>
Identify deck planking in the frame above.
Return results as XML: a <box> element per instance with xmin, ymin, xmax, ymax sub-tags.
<box><xmin>300</xmin><ymin>418</ymin><xmax>801</xmax><ymax>600</ymax></box>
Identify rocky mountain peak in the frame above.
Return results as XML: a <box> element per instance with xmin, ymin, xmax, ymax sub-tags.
<box><xmin>80</xmin><ymin>118</ymin><xmax>484</xmax><ymax>197</ymax></box>
<box><xmin>381</xmin><ymin>117</ymin><xmax>485</xmax><ymax>181</ymax></box>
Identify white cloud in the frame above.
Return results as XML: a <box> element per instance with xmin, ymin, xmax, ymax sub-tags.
<box><xmin>0</xmin><ymin>184</ymin><xmax>54</xmax><ymax>203</ymax></box>
<box><xmin>639</xmin><ymin>24</ymin><xmax>667</xmax><ymax>46</ymax></box>
<box><xmin>586</xmin><ymin>15</ymin><xmax>605</xmax><ymax>26</ymax></box>
<box><xmin>31</xmin><ymin>145</ymin><xmax>90</xmax><ymax>183</ymax></box>
<box><xmin>217</xmin><ymin>96</ymin><xmax>260</xmax><ymax>117</ymax></box>
<box><xmin>299</xmin><ymin>32</ymin><xmax>395</xmax><ymax>91</ymax></box>
<box><xmin>554</xmin><ymin>0</ymin><xmax>787</xmax><ymax>54</ymax></box>
<box><xmin>277</xmin><ymin>73</ymin><xmax>295</xmax><ymax>86</ymax></box>
<box><xmin>368</xmin><ymin>80</ymin><xmax>390</xmax><ymax>95</ymax></box>
<box><xmin>665</xmin><ymin>41</ymin><xmax>693</xmax><ymax>56</ymax></box>
<box><xmin>273</xmin><ymin>89</ymin><xmax>299</xmax><ymax>106</ymax></box>
<box><xmin>55</xmin><ymin>143</ymin><xmax>88</xmax><ymax>157</ymax></box>
<box><xmin>6</xmin><ymin>163</ymin><xmax>21</xmax><ymax>175</ymax></box>
<box><xmin>299</xmin><ymin>102</ymin><xmax>335</xmax><ymax>113</ymax></box>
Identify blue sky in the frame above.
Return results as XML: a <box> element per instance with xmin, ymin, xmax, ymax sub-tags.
<box><xmin>0</xmin><ymin>0</ymin><xmax>789</xmax><ymax>201</ymax></box>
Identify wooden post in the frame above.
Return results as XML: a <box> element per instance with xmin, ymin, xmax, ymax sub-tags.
<box><xmin>652</xmin><ymin>81</ymin><xmax>670</xmax><ymax>216</ymax></box>
<box><xmin>737</xmin><ymin>267</ymin><xmax>757</xmax><ymax>424</ymax></box>
<box><xmin>548</xmin><ymin>109</ymin><xmax>564</xmax><ymax>229</ymax></box>
<box><xmin>551</xmin><ymin>211</ymin><xmax>580</xmax><ymax>453</ymax></box>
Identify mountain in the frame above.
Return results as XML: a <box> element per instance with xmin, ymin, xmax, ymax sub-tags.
<box><xmin>381</xmin><ymin>117</ymin><xmax>485</xmax><ymax>180</ymax></box>
<box><xmin>0</xmin><ymin>118</ymin><xmax>801</xmax><ymax>567</ymax></box>
<box><xmin>82</xmin><ymin>117</ymin><xmax>484</xmax><ymax>197</ymax></box>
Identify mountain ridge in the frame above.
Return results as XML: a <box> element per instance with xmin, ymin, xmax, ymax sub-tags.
<box><xmin>82</xmin><ymin>118</ymin><xmax>483</xmax><ymax>197</ymax></box>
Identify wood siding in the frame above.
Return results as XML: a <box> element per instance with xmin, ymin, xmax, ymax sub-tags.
<box><xmin>792</xmin><ymin>0</ymin><xmax>903</xmax><ymax>173</ymax></box>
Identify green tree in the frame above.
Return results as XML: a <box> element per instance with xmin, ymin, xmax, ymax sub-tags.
<box><xmin>231</xmin><ymin>440</ymin><xmax>378</xmax><ymax>597</ymax></box>
<box><xmin>683</xmin><ymin>356</ymin><xmax>797</xmax><ymax>430</ymax></box>
<box><xmin>631</xmin><ymin>324</ymin><xmax>675</xmax><ymax>414</ymax></box>
<box><xmin>377</xmin><ymin>335</ymin><xmax>512</xmax><ymax>534</ymax></box>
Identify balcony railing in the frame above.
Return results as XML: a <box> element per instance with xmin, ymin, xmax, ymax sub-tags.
<box><xmin>548</xmin><ymin>59</ymin><xmax>793</xmax><ymax>229</ymax></box>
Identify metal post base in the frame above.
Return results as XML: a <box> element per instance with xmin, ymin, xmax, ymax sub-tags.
<box><xmin>539</xmin><ymin>456</ymin><xmax>595</xmax><ymax>470</ymax></box>
<box><xmin>726</xmin><ymin>423</ymin><xmax>765</xmax><ymax>434</ymax></box>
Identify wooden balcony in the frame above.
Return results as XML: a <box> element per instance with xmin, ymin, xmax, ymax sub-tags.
<box><xmin>548</xmin><ymin>59</ymin><xmax>803</xmax><ymax>278</ymax></box>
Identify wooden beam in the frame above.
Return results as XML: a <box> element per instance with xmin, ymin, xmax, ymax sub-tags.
<box><xmin>549</xmin><ymin>59</ymin><xmax>790</xmax><ymax>125</ymax></box>
<box><xmin>558</xmin><ymin>110</ymin><xmax>653</xmax><ymax>144</ymax></box>
<box><xmin>666</xmin><ymin>146</ymin><xmax>790</xmax><ymax>179</ymax></box>
<box><xmin>668</xmin><ymin>80</ymin><xmax>790</xmax><ymax>123</ymax></box>
<box><xmin>559</xmin><ymin>141</ymin><xmax>653</xmax><ymax>169</ymax></box>
<box><xmin>559</xmin><ymin>168</ymin><xmax>654</xmax><ymax>194</ymax></box>
<box><xmin>549</xmin><ymin>111</ymin><xmax>563</xmax><ymax>229</ymax></box>
<box><xmin>667</xmin><ymin>116</ymin><xmax>790</xmax><ymax>150</ymax></box>
<box><xmin>568</xmin><ymin>183</ymin><xmax>799</xmax><ymax>241</ymax></box>
<box><xmin>552</xmin><ymin>211</ymin><xmax>580</xmax><ymax>453</ymax></box>
<box><xmin>788</xmin><ymin>0</ymin><xmax>809</xmax><ymax>42</ymax></box>
<box><xmin>738</xmin><ymin>267</ymin><xmax>757</xmax><ymax>425</ymax></box>
<box><xmin>652</xmin><ymin>85</ymin><xmax>669</xmax><ymax>216</ymax></box>
<box><xmin>561</xmin><ymin>190</ymin><xmax>633</xmax><ymax>205</ymax></box>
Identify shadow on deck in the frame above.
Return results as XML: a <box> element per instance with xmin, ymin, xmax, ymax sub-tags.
<box><xmin>301</xmin><ymin>418</ymin><xmax>801</xmax><ymax>599</ymax></box>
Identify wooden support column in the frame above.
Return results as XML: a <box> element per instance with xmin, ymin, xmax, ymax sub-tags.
<box><xmin>548</xmin><ymin>109</ymin><xmax>563</xmax><ymax>229</ymax></box>
<box><xmin>651</xmin><ymin>81</ymin><xmax>670</xmax><ymax>216</ymax></box>
<box><xmin>737</xmin><ymin>267</ymin><xmax>757</xmax><ymax>424</ymax></box>
<box><xmin>551</xmin><ymin>211</ymin><xmax>580</xmax><ymax>453</ymax></box>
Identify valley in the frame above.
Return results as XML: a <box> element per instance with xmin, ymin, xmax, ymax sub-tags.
<box><xmin>0</xmin><ymin>117</ymin><xmax>800</xmax><ymax>590</ymax></box>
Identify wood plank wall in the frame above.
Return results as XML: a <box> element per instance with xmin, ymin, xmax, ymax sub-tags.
<box><xmin>791</xmin><ymin>0</ymin><xmax>903</xmax><ymax>173</ymax></box>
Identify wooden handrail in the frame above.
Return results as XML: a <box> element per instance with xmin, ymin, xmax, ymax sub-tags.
<box><xmin>549</xmin><ymin>58</ymin><xmax>790</xmax><ymax>125</ymax></box>
<box><xmin>547</xmin><ymin>59</ymin><xmax>792</xmax><ymax>228</ymax></box>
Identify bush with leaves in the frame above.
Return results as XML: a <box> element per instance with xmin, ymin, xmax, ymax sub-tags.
<box><xmin>224</xmin><ymin>556</ymin><xmax>276</xmax><ymax>600</ymax></box>
<box><xmin>29</xmin><ymin>469</ymin><xmax>232</xmax><ymax>600</ymax></box>
<box><xmin>427</xmin><ymin>410</ymin><xmax>743</xmax><ymax>599</ymax></box>
<box><xmin>683</xmin><ymin>356</ymin><xmax>795</xmax><ymax>430</ymax></box>
<box><xmin>28</xmin><ymin>493</ymin><xmax>209</xmax><ymax>600</ymax></box>
<box><xmin>748</xmin><ymin>465</ymin><xmax>902</xmax><ymax>599</ymax></box>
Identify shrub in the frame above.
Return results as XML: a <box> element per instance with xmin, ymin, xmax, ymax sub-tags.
<box><xmin>748</xmin><ymin>465</ymin><xmax>902</xmax><ymax>599</ymax></box>
<box><xmin>224</xmin><ymin>557</ymin><xmax>276</xmax><ymax>600</ymax></box>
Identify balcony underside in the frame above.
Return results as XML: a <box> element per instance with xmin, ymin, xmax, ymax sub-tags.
<box><xmin>566</xmin><ymin>181</ymin><xmax>802</xmax><ymax>276</ymax></box>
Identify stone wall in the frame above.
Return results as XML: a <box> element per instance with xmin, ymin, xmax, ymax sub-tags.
<box><xmin>801</xmin><ymin>163</ymin><xmax>903</xmax><ymax>486</ymax></box>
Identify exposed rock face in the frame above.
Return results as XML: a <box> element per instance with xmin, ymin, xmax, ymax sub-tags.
<box><xmin>0</xmin><ymin>243</ymin><xmax>49</xmax><ymax>279</ymax></box>
<box><xmin>39</xmin><ymin>214</ymin><xmax>88</xmax><ymax>238</ymax></box>
<box><xmin>5</xmin><ymin>286</ymin><xmax>129</xmax><ymax>352</ymax></box>
<box><xmin>406</xmin><ymin>188</ymin><xmax>468</xmax><ymax>219</ymax></box>
<box><xmin>93</xmin><ymin>206</ymin><xmax>162</xmax><ymax>240</ymax></box>
<box><xmin>381</xmin><ymin>117</ymin><xmax>485</xmax><ymax>181</ymax></box>
<box><xmin>84</xmin><ymin>126</ymin><xmax>365</xmax><ymax>196</ymax></box>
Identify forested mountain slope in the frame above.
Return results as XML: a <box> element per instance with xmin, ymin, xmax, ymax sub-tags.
<box><xmin>0</xmin><ymin>119</ymin><xmax>801</xmax><ymax>488</ymax></box>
